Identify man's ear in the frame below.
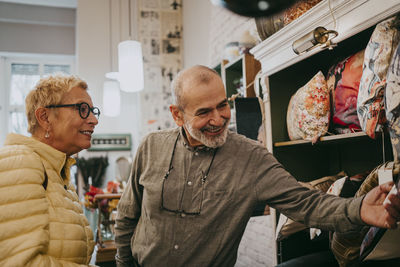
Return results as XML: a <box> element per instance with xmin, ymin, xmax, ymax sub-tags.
<box><xmin>169</xmin><ymin>105</ymin><xmax>184</xmax><ymax>127</ymax></box>
<box><xmin>35</xmin><ymin>107</ymin><xmax>50</xmax><ymax>129</ymax></box>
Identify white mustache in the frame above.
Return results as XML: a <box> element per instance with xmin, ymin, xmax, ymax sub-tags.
<box><xmin>201</xmin><ymin>119</ymin><xmax>228</xmax><ymax>132</ymax></box>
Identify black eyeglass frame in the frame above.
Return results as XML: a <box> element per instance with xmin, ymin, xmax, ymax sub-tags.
<box><xmin>46</xmin><ymin>102</ymin><xmax>100</xmax><ymax>119</ymax></box>
<box><xmin>160</xmin><ymin>132</ymin><xmax>218</xmax><ymax>216</ymax></box>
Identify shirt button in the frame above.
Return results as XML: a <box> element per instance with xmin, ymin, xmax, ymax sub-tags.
<box><xmin>195</xmin><ymin>152</ymin><xmax>199</xmax><ymax>156</ymax></box>
<box><xmin>187</xmin><ymin>181</ymin><xmax>192</xmax><ymax>186</ymax></box>
<box><xmin>174</xmin><ymin>244</ymin><xmax>179</xmax><ymax>250</ymax></box>
<box><xmin>181</xmin><ymin>213</ymin><xmax>186</xmax><ymax>218</ymax></box>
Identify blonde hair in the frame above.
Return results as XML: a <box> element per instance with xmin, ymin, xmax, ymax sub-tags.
<box><xmin>26</xmin><ymin>74</ymin><xmax>88</xmax><ymax>134</ymax></box>
<box><xmin>171</xmin><ymin>65</ymin><xmax>219</xmax><ymax>110</ymax></box>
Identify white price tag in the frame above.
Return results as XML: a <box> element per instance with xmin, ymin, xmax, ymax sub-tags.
<box><xmin>378</xmin><ymin>162</ymin><xmax>394</xmax><ymax>185</ymax></box>
<box><xmin>378</xmin><ymin>169</ymin><xmax>393</xmax><ymax>185</ymax></box>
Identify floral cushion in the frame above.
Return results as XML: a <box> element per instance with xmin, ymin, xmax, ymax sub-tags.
<box><xmin>357</xmin><ymin>16</ymin><xmax>400</xmax><ymax>139</ymax></box>
<box><xmin>327</xmin><ymin>50</ymin><xmax>364</xmax><ymax>134</ymax></box>
<box><xmin>287</xmin><ymin>71</ymin><xmax>330</xmax><ymax>143</ymax></box>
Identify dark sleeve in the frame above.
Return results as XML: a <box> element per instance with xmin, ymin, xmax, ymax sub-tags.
<box><xmin>253</xmin><ymin>150</ymin><xmax>365</xmax><ymax>234</ymax></box>
<box><xmin>115</xmin><ymin>143</ymin><xmax>144</xmax><ymax>267</ymax></box>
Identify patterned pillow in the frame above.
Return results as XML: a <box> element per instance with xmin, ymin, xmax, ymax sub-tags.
<box><xmin>385</xmin><ymin>41</ymin><xmax>400</xmax><ymax>161</ymax></box>
<box><xmin>287</xmin><ymin>71</ymin><xmax>330</xmax><ymax>143</ymax></box>
<box><xmin>327</xmin><ymin>50</ymin><xmax>364</xmax><ymax>134</ymax></box>
<box><xmin>357</xmin><ymin>15</ymin><xmax>400</xmax><ymax>139</ymax></box>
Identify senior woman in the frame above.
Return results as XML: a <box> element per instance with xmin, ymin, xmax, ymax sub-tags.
<box><xmin>0</xmin><ymin>74</ymin><xmax>99</xmax><ymax>266</ymax></box>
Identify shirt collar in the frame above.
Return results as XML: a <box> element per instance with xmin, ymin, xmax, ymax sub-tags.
<box><xmin>179</xmin><ymin>127</ymin><xmax>214</xmax><ymax>152</ymax></box>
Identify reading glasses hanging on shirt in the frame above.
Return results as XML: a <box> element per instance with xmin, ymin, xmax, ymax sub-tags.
<box><xmin>160</xmin><ymin>133</ymin><xmax>218</xmax><ymax>215</ymax></box>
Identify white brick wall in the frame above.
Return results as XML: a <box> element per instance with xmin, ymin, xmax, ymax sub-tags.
<box><xmin>207</xmin><ymin>6</ymin><xmax>277</xmax><ymax>267</ymax></box>
<box><xmin>208</xmin><ymin>6</ymin><xmax>257</xmax><ymax>67</ymax></box>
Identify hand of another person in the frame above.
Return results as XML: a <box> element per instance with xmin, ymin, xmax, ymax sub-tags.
<box><xmin>360</xmin><ymin>182</ymin><xmax>400</xmax><ymax>229</ymax></box>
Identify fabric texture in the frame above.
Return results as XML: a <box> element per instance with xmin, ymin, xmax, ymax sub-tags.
<box><xmin>327</xmin><ymin>50</ymin><xmax>364</xmax><ymax>134</ymax></box>
<box><xmin>115</xmin><ymin>127</ymin><xmax>365</xmax><ymax>267</ymax></box>
<box><xmin>357</xmin><ymin>16</ymin><xmax>400</xmax><ymax>139</ymax></box>
<box><xmin>330</xmin><ymin>162</ymin><xmax>399</xmax><ymax>267</ymax></box>
<box><xmin>0</xmin><ymin>134</ymin><xmax>94</xmax><ymax>267</ymax></box>
<box><xmin>287</xmin><ymin>71</ymin><xmax>330</xmax><ymax>143</ymax></box>
<box><xmin>276</xmin><ymin>172</ymin><xmax>346</xmax><ymax>241</ymax></box>
<box><xmin>385</xmin><ymin>40</ymin><xmax>400</xmax><ymax>161</ymax></box>
<box><xmin>359</xmin><ymin>165</ymin><xmax>400</xmax><ymax>261</ymax></box>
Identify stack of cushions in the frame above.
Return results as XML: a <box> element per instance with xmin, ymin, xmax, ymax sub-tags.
<box><xmin>357</xmin><ymin>15</ymin><xmax>400</xmax><ymax>139</ymax></box>
<box><xmin>287</xmin><ymin>71</ymin><xmax>330</xmax><ymax>144</ymax></box>
<box><xmin>275</xmin><ymin>171</ymin><xmax>346</xmax><ymax>241</ymax></box>
<box><xmin>326</xmin><ymin>50</ymin><xmax>365</xmax><ymax>134</ymax></box>
<box><xmin>286</xmin><ymin>47</ymin><xmax>365</xmax><ymax>142</ymax></box>
<box><xmin>286</xmin><ymin>15</ymin><xmax>400</xmax><ymax>143</ymax></box>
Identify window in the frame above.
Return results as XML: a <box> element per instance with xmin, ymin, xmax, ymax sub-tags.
<box><xmin>0</xmin><ymin>54</ymin><xmax>74</xmax><ymax>145</ymax></box>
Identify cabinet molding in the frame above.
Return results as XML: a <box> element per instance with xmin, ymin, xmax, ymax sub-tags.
<box><xmin>250</xmin><ymin>0</ymin><xmax>400</xmax><ymax>76</ymax></box>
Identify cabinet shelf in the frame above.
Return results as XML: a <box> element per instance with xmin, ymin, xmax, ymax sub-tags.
<box><xmin>274</xmin><ymin>132</ymin><xmax>372</xmax><ymax>147</ymax></box>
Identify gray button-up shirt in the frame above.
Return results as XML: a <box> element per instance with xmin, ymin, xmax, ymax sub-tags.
<box><xmin>115</xmin><ymin>127</ymin><xmax>364</xmax><ymax>267</ymax></box>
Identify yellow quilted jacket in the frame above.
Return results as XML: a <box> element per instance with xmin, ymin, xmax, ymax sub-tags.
<box><xmin>0</xmin><ymin>134</ymin><xmax>94</xmax><ymax>266</ymax></box>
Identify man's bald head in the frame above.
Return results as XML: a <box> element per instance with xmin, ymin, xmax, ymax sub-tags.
<box><xmin>171</xmin><ymin>65</ymin><xmax>220</xmax><ymax>110</ymax></box>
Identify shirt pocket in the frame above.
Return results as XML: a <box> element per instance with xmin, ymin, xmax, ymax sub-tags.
<box><xmin>192</xmin><ymin>189</ymin><xmax>234</xmax><ymax>233</ymax></box>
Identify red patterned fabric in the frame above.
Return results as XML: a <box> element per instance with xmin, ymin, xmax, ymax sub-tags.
<box><xmin>327</xmin><ymin>50</ymin><xmax>364</xmax><ymax>133</ymax></box>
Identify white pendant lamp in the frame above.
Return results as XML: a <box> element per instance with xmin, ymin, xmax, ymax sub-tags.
<box><xmin>103</xmin><ymin>80</ymin><xmax>121</xmax><ymax>117</ymax></box>
<box><xmin>118</xmin><ymin>40</ymin><xmax>144</xmax><ymax>92</ymax></box>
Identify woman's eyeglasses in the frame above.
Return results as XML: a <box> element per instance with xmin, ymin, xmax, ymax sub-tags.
<box><xmin>46</xmin><ymin>102</ymin><xmax>100</xmax><ymax>119</ymax></box>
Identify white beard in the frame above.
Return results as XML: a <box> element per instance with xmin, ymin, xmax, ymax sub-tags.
<box><xmin>184</xmin><ymin>119</ymin><xmax>229</xmax><ymax>148</ymax></box>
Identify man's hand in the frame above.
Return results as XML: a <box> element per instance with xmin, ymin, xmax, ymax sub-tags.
<box><xmin>360</xmin><ymin>182</ymin><xmax>400</xmax><ymax>229</ymax></box>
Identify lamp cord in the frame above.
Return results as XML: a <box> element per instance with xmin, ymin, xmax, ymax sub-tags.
<box><xmin>328</xmin><ymin>0</ymin><xmax>337</xmax><ymax>31</ymax></box>
<box><xmin>128</xmin><ymin>0</ymin><xmax>132</xmax><ymax>40</ymax></box>
<box><xmin>109</xmin><ymin>0</ymin><xmax>112</xmax><ymax>71</ymax></box>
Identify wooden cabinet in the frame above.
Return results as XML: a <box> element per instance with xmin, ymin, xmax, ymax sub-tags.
<box><xmin>250</xmin><ymin>0</ymin><xmax>400</xmax><ymax>264</ymax></box>
<box><xmin>214</xmin><ymin>53</ymin><xmax>261</xmax><ymax>103</ymax></box>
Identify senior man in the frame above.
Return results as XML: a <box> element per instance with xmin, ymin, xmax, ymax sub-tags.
<box><xmin>115</xmin><ymin>65</ymin><xmax>400</xmax><ymax>267</ymax></box>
